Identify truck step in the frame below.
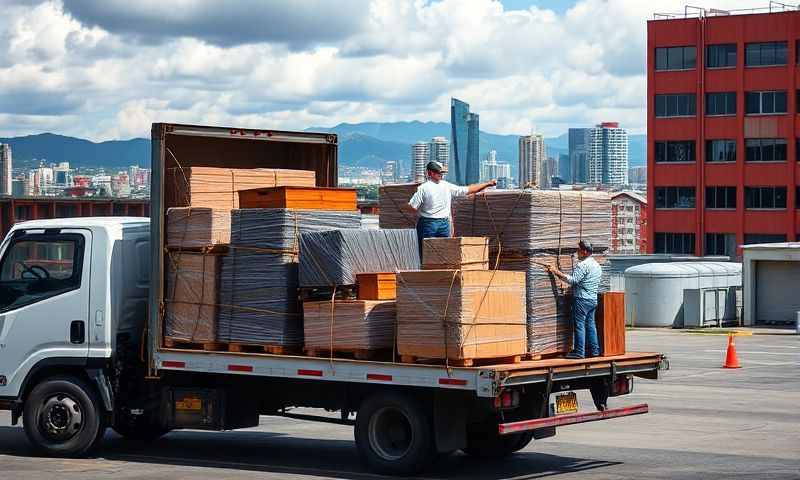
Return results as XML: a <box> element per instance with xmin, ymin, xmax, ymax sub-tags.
<box><xmin>398</xmin><ymin>354</ymin><xmax>523</xmax><ymax>367</ymax></box>
<box><xmin>303</xmin><ymin>348</ymin><xmax>393</xmax><ymax>361</ymax></box>
<box><xmin>163</xmin><ymin>337</ymin><xmax>226</xmax><ymax>351</ymax></box>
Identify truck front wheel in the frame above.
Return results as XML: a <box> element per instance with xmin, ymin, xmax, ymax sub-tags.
<box><xmin>354</xmin><ymin>392</ymin><xmax>435</xmax><ymax>476</ymax></box>
<box><xmin>22</xmin><ymin>375</ymin><xmax>105</xmax><ymax>457</ymax></box>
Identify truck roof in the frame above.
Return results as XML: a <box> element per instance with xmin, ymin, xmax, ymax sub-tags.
<box><xmin>12</xmin><ymin>217</ymin><xmax>149</xmax><ymax>230</ymax></box>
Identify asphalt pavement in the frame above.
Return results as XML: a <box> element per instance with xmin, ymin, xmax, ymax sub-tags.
<box><xmin>1</xmin><ymin>329</ymin><xmax>798</xmax><ymax>479</ymax></box>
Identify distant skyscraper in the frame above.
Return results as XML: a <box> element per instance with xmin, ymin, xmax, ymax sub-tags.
<box><xmin>518</xmin><ymin>133</ymin><xmax>545</xmax><ymax>188</ymax></box>
<box><xmin>496</xmin><ymin>162</ymin><xmax>511</xmax><ymax>188</ymax></box>
<box><xmin>568</xmin><ymin>128</ymin><xmax>590</xmax><ymax>184</ymax></box>
<box><xmin>382</xmin><ymin>160</ymin><xmax>400</xmax><ymax>184</ymax></box>
<box><xmin>0</xmin><ymin>144</ymin><xmax>12</xmax><ymax>195</ymax></box>
<box><xmin>588</xmin><ymin>122</ymin><xmax>628</xmax><ymax>185</ymax></box>
<box><xmin>428</xmin><ymin>136</ymin><xmax>449</xmax><ymax>177</ymax></box>
<box><xmin>557</xmin><ymin>153</ymin><xmax>569</xmax><ymax>183</ymax></box>
<box><xmin>480</xmin><ymin>150</ymin><xmax>497</xmax><ymax>182</ymax></box>
<box><xmin>540</xmin><ymin>156</ymin><xmax>558</xmax><ymax>189</ymax></box>
<box><xmin>450</xmin><ymin>98</ymin><xmax>480</xmax><ymax>185</ymax></box>
<box><xmin>411</xmin><ymin>142</ymin><xmax>430</xmax><ymax>183</ymax></box>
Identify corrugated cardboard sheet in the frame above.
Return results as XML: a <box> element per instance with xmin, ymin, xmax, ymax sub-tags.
<box><xmin>396</xmin><ymin>270</ymin><xmax>527</xmax><ymax>360</ymax></box>
<box><xmin>378</xmin><ymin>183</ymin><xmax>419</xmax><ymax>229</ymax></box>
<box><xmin>303</xmin><ymin>300</ymin><xmax>396</xmax><ymax>351</ymax></box>
<box><xmin>422</xmin><ymin>237</ymin><xmax>489</xmax><ymax>270</ymax></box>
<box><xmin>164</xmin><ymin>252</ymin><xmax>220</xmax><ymax>343</ymax></box>
<box><xmin>166</xmin><ymin>207</ymin><xmax>231</xmax><ymax>249</ymax></box>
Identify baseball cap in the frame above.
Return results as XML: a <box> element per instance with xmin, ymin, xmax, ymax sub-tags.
<box><xmin>426</xmin><ymin>161</ymin><xmax>443</xmax><ymax>173</ymax></box>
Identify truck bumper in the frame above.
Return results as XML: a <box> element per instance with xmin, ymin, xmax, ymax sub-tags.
<box><xmin>498</xmin><ymin>403</ymin><xmax>649</xmax><ymax>435</ymax></box>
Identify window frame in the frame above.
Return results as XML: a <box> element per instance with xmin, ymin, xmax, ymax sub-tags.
<box><xmin>705</xmin><ymin>92</ymin><xmax>737</xmax><ymax>116</ymax></box>
<box><xmin>745</xmin><ymin>90</ymin><xmax>788</xmax><ymax>115</ymax></box>
<box><xmin>705</xmin><ymin>186</ymin><xmax>737</xmax><ymax>209</ymax></box>
<box><xmin>705</xmin><ymin>139</ymin><xmax>737</xmax><ymax>163</ymax></box>
<box><xmin>744</xmin><ymin>186</ymin><xmax>788</xmax><ymax>209</ymax></box>
<box><xmin>654</xmin><ymin>140</ymin><xmax>696</xmax><ymax>163</ymax></box>
<box><xmin>0</xmin><ymin>232</ymin><xmax>86</xmax><ymax>314</ymax></box>
<box><xmin>655</xmin><ymin>186</ymin><xmax>696</xmax><ymax>209</ymax></box>
<box><xmin>745</xmin><ymin>138</ymin><xmax>788</xmax><ymax>162</ymax></box>
<box><xmin>745</xmin><ymin>41</ymin><xmax>788</xmax><ymax>67</ymax></box>
<box><xmin>655</xmin><ymin>93</ymin><xmax>697</xmax><ymax>118</ymax></box>
<box><xmin>704</xmin><ymin>233</ymin><xmax>736</xmax><ymax>256</ymax></box>
<box><xmin>706</xmin><ymin>43</ymin><xmax>737</xmax><ymax>69</ymax></box>
<box><xmin>655</xmin><ymin>46</ymin><xmax>697</xmax><ymax>71</ymax></box>
<box><xmin>654</xmin><ymin>232</ymin><xmax>695</xmax><ymax>254</ymax></box>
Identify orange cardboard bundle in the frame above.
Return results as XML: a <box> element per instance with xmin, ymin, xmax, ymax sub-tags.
<box><xmin>396</xmin><ymin>270</ymin><xmax>527</xmax><ymax>363</ymax></box>
<box><xmin>422</xmin><ymin>237</ymin><xmax>489</xmax><ymax>270</ymax></box>
<box><xmin>164</xmin><ymin>252</ymin><xmax>221</xmax><ymax>344</ymax></box>
<box><xmin>303</xmin><ymin>300</ymin><xmax>396</xmax><ymax>352</ymax></box>
<box><xmin>167</xmin><ymin>207</ymin><xmax>231</xmax><ymax>249</ymax></box>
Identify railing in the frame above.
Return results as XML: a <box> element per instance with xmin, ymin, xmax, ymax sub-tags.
<box><xmin>653</xmin><ymin>2</ymin><xmax>799</xmax><ymax>20</ymax></box>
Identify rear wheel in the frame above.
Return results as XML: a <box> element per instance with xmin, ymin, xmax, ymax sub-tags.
<box><xmin>23</xmin><ymin>375</ymin><xmax>105</xmax><ymax>457</ymax></box>
<box><xmin>355</xmin><ymin>392</ymin><xmax>436</xmax><ymax>476</ymax></box>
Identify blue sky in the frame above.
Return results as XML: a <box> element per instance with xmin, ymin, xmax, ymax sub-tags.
<box><xmin>501</xmin><ymin>0</ymin><xmax>576</xmax><ymax>14</ymax></box>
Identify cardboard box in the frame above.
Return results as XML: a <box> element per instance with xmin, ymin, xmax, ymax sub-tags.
<box><xmin>303</xmin><ymin>299</ymin><xmax>396</xmax><ymax>352</ymax></box>
<box><xmin>238</xmin><ymin>186</ymin><xmax>357</xmax><ymax>211</ymax></box>
<box><xmin>396</xmin><ymin>270</ymin><xmax>527</xmax><ymax>361</ymax></box>
<box><xmin>164</xmin><ymin>252</ymin><xmax>221</xmax><ymax>343</ymax></box>
<box><xmin>167</xmin><ymin>207</ymin><xmax>231</xmax><ymax>250</ymax></box>
<box><xmin>357</xmin><ymin>273</ymin><xmax>397</xmax><ymax>300</ymax></box>
<box><xmin>422</xmin><ymin>237</ymin><xmax>489</xmax><ymax>270</ymax></box>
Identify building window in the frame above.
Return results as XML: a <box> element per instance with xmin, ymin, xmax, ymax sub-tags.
<box><xmin>705</xmin><ymin>186</ymin><xmax>736</xmax><ymax>209</ymax></box>
<box><xmin>705</xmin><ymin>233</ymin><xmax>736</xmax><ymax>256</ymax></box>
<box><xmin>745</xmin><ymin>41</ymin><xmax>788</xmax><ymax>67</ymax></box>
<box><xmin>706</xmin><ymin>92</ymin><xmax>736</xmax><ymax>115</ymax></box>
<box><xmin>655</xmin><ymin>46</ymin><xmax>696</xmax><ymax>71</ymax></box>
<box><xmin>744</xmin><ymin>186</ymin><xmax>787</xmax><ymax>209</ymax></box>
<box><xmin>655</xmin><ymin>141</ymin><xmax>695</xmax><ymax>163</ymax></box>
<box><xmin>655</xmin><ymin>94</ymin><xmax>696</xmax><ymax>117</ymax></box>
<box><xmin>706</xmin><ymin>140</ymin><xmax>736</xmax><ymax>162</ymax></box>
<box><xmin>655</xmin><ymin>232</ymin><xmax>695</xmax><ymax>254</ymax></box>
<box><xmin>745</xmin><ymin>91</ymin><xmax>787</xmax><ymax>114</ymax></box>
<box><xmin>743</xmin><ymin>233</ymin><xmax>787</xmax><ymax>245</ymax></box>
<box><xmin>706</xmin><ymin>44</ymin><xmax>736</xmax><ymax>68</ymax></box>
<box><xmin>745</xmin><ymin>139</ymin><xmax>787</xmax><ymax>161</ymax></box>
<box><xmin>655</xmin><ymin>186</ymin><xmax>695</xmax><ymax>209</ymax></box>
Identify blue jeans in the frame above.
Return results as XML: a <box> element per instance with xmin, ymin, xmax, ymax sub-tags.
<box><xmin>572</xmin><ymin>297</ymin><xmax>600</xmax><ymax>357</ymax></box>
<box><xmin>416</xmin><ymin>217</ymin><xmax>451</xmax><ymax>259</ymax></box>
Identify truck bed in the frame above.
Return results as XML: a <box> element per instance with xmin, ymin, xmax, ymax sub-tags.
<box><xmin>155</xmin><ymin>348</ymin><xmax>665</xmax><ymax>398</ymax></box>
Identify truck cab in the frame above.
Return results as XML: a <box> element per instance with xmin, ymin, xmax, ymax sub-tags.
<box><xmin>0</xmin><ymin>217</ymin><xmax>149</xmax><ymax>454</ymax></box>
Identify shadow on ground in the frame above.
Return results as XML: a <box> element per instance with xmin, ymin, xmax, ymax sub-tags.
<box><xmin>0</xmin><ymin>425</ymin><xmax>619</xmax><ymax>479</ymax></box>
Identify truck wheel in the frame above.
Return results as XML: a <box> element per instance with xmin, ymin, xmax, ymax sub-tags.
<box><xmin>461</xmin><ymin>428</ymin><xmax>534</xmax><ymax>459</ymax></box>
<box><xmin>23</xmin><ymin>375</ymin><xmax>105</xmax><ymax>457</ymax></box>
<box><xmin>355</xmin><ymin>392</ymin><xmax>435</xmax><ymax>476</ymax></box>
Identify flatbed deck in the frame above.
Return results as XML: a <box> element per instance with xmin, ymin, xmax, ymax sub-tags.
<box><xmin>155</xmin><ymin>348</ymin><xmax>666</xmax><ymax>398</ymax></box>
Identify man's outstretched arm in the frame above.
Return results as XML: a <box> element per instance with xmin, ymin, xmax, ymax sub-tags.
<box><xmin>467</xmin><ymin>179</ymin><xmax>497</xmax><ymax>195</ymax></box>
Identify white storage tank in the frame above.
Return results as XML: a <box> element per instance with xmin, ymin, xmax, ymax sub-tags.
<box><xmin>624</xmin><ymin>262</ymin><xmax>742</xmax><ymax>327</ymax></box>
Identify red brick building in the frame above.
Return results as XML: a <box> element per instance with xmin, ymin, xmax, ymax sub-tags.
<box><xmin>647</xmin><ymin>8</ymin><xmax>800</xmax><ymax>257</ymax></box>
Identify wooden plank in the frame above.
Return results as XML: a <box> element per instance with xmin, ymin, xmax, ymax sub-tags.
<box><xmin>356</xmin><ymin>273</ymin><xmax>397</xmax><ymax>300</ymax></box>
<box><xmin>597</xmin><ymin>292</ymin><xmax>626</xmax><ymax>356</ymax></box>
<box><xmin>237</xmin><ymin>186</ymin><xmax>357</xmax><ymax>211</ymax></box>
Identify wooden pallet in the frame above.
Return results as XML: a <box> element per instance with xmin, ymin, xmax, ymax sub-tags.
<box><xmin>227</xmin><ymin>343</ymin><xmax>299</xmax><ymax>355</ymax></box>
<box><xmin>299</xmin><ymin>286</ymin><xmax>357</xmax><ymax>302</ymax></box>
<box><xmin>163</xmin><ymin>337</ymin><xmax>226</xmax><ymax>351</ymax></box>
<box><xmin>398</xmin><ymin>354</ymin><xmax>522</xmax><ymax>368</ymax></box>
<box><xmin>303</xmin><ymin>348</ymin><xmax>393</xmax><ymax>361</ymax></box>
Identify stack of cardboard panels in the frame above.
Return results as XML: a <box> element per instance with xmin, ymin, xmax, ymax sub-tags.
<box><xmin>299</xmin><ymin>229</ymin><xmax>420</xmax><ymax>288</ymax></box>
<box><xmin>238</xmin><ymin>186</ymin><xmax>357</xmax><ymax>211</ymax></box>
<box><xmin>217</xmin><ymin>208</ymin><xmax>362</xmax><ymax>349</ymax></box>
<box><xmin>166</xmin><ymin>207</ymin><xmax>231</xmax><ymax>250</ymax></box>
<box><xmin>164</xmin><ymin>252</ymin><xmax>221</xmax><ymax>345</ymax></box>
<box><xmin>378</xmin><ymin>183</ymin><xmax>420</xmax><ymax>229</ymax></box>
<box><xmin>453</xmin><ymin>190</ymin><xmax>612</xmax><ymax>357</ymax></box>
<box><xmin>303</xmin><ymin>300</ymin><xmax>396</xmax><ymax>355</ymax></box>
<box><xmin>165</xmin><ymin>167</ymin><xmax>316</xmax><ymax>209</ymax></box>
<box><xmin>422</xmin><ymin>237</ymin><xmax>489</xmax><ymax>270</ymax></box>
<box><xmin>396</xmin><ymin>270</ymin><xmax>527</xmax><ymax>365</ymax></box>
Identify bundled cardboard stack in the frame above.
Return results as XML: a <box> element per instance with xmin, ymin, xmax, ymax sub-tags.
<box><xmin>165</xmin><ymin>167</ymin><xmax>316</xmax><ymax>209</ymax></box>
<box><xmin>164</xmin><ymin>252</ymin><xmax>221</xmax><ymax>345</ymax></box>
<box><xmin>238</xmin><ymin>186</ymin><xmax>357</xmax><ymax>211</ymax></box>
<box><xmin>378</xmin><ymin>183</ymin><xmax>419</xmax><ymax>229</ymax></box>
<box><xmin>166</xmin><ymin>207</ymin><xmax>231</xmax><ymax>250</ymax></box>
<box><xmin>303</xmin><ymin>300</ymin><xmax>396</xmax><ymax>355</ymax></box>
<box><xmin>422</xmin><ymin>237</ymin><xmax>489</xmax><ymax>270</ymax></box>
<box><xmin>396</xmin><ymin>270</ymin><xmax>527</xmax><ymax>365</ymax></box>
<box><xmin>453</xmin><ymin>190</ymin><xmax>612</xmax><ymax>357</ymax></box>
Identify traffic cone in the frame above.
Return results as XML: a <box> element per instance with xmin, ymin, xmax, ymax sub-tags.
<box><xmin>723</xmin><ymin>333</ymin><xmax>741</xmax><ymax>369</ymax></box>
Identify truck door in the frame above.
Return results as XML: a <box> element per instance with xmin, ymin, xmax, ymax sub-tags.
<box><xmin>0</xmin><ymin>229</ymin><xmax>92</xmax><ymax>398</ymax></box>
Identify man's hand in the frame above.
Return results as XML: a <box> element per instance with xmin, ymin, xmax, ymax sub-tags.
<box><xmin>488</xmin><ymin>179</ymin><xmax>497</xmax><ymax>187</ymax></box>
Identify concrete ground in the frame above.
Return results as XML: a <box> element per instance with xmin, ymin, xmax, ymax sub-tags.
<box><xmin>1</xmin><ymin>330</ymin><xmax>798</xmax><ymax>479</ymax></box>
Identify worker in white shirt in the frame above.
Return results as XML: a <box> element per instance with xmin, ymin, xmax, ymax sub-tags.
<box><xmin>406</xmin><ymin>161</ymin><xmax>496</xmax><ymax>257</ymax></box>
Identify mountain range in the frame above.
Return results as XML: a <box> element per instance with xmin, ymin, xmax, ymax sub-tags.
<box><xmin>1</xmin><ymin>122</ymin><xmax>646</xmax><ymax>176</ymax></box>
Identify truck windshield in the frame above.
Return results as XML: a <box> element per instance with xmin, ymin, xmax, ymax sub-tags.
<box><xmin>0</xmin><ymin>233</ymin><xmax>84</xmax><ymax>312</ymax></box>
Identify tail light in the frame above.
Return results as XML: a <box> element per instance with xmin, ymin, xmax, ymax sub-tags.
<box><xmin>494</xmin><ymin>390</ymin><xmax>520</xmax><ymax>409</ymax></box>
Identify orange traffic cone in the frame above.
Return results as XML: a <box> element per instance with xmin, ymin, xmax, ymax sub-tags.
<box><xmin>723</xmin><ymin>333</ymin><xmax>741</xmax><ymax>369</ymax></box>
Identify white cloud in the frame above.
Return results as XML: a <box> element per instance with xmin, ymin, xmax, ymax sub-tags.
<box><xmin>0</xmin><ymin>0</ymin><xmax>770</xmax><ymax>141</ymax></box>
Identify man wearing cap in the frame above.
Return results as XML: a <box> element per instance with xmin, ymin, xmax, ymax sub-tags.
<box><xmin>407</xmin><ymin>161</ymin><xmax>496</xmax><ymax>254</ymax></box>
<box><xmin>546</xmin><ymin>240</ymin><xmax>602</xmax><ymax>359</ymax></box>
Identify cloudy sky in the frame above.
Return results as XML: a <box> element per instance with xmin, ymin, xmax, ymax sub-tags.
<box><xmin>0</xmin><ymin>0</ymin><xmax>765</xmax><ymax>140</ymax></box>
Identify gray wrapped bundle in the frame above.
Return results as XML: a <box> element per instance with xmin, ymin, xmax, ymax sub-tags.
<box><xmin>453</xmin><ymin>190</ymin><xmax>611</xmax><ymax>253</ymax></box>
<box><xmin>231</xmin><ymin>209</ymin><xmax>362</xmax><ymax>250</ymax></box>
<box><xmin>299</xmin><ymin>229</ymin><xmax>420</xmax><ymax>287</ymax></box>
<box><xmin>217</xmin><ymin>249</ymin><xmax>302</xmax><ymax>346</ymax></box>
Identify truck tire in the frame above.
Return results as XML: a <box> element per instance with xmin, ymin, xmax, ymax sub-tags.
<box><xmin>355</xmin><ymin>391</ymin><xmax>435</xmax><ymax>476</ymax></box>
<box><xmin>461</xmin><ymin>429</ymin><xmax>534</xmax><ymax>459</ymax></box>
<box><xmin>22</xmin><ymin>375</ymin><xmax>105</xmax><ymax>457</ymax></box>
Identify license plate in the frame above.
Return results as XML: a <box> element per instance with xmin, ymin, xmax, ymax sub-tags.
<box><xmin>555</xmin><ymin>392</ymin><xmax>578</xmax><ymax>414</ymax></box>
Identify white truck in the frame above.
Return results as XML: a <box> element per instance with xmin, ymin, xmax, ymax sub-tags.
<box><xmin>0</xmin><ymin>123</ymin><xmax>666</xmax><ymax>475</ymax></box>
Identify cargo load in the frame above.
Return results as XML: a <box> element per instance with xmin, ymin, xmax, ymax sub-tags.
<box><xmin>229</xmin><ymin>209</ymin><xmax>361</xmax><ymax>250</ymax></box>
<box><xmin>396</xmin><ymin>269</ymin><xmax>527</xmax><ymax>365</ymax></box>
<box><xmin>422</xmin><ymin>237</ymin><xmax>489</xmax><ymax>270</ymax></box>
<box><xmin>303</xmin><ymin>300</ymin><xmax>396</xmax><ymax>356</ymax></box>
<box><xmin>166</xmin><ymin>207</ymin><xmax>231</xmax><ymax>250</ymax></box>
<box><xmin>164</xmin><ymin>252</ymin><xmax>221</xmax><ymax>345</ymax></box>
<box><xmin>238</xmin><ymin>186</ymin><xmax>357</xmax><ymax>211</ymax></box>
<box><xmin>356</xmin><ymin>273</ymin><xmax>397</xmax><ymax>300</ymax></box>
<box><xmin>165</xmin><ymin>166</ymin><xmax>316</xmax><ymax>209</ymax></box>
<box><xmin>299</xmin><ymin>229</ymin><xmax>420</xmax><ymax>287</ymax></box>
<box><xmin>378</xmin><ymin>183</ymin><xmax>419</xmax><ymax>229</ymax></box>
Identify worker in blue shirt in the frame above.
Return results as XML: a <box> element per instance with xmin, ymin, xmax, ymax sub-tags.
<box><xmin>547</xmin><ymin>240</ymin><xmax>603</xmax><ymax>359</ymax></box>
